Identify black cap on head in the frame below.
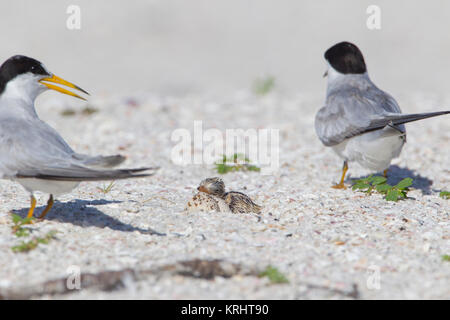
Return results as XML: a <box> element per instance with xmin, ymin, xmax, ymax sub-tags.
<box><xmin>0</xmin><ymin>55</ymin><xmax>50</xmax><ymax>93</ymax></box>
<box><xmin>324</xmin><ymin>42</ymin><xmax>366</xmax><ymax>74</ymax></box>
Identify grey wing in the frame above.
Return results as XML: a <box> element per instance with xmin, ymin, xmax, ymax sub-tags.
<box><xmin>0</xmin><ymin>118</ymin><xmax>76</xmax><ymax>177</ymax></box>
<box><xmin>72</xmin><ymin>153</ymin><xmax>126</xmax><ymax>168</ymax></box>
<box><xmin>0</xmin><ymin>119</ymin><xmax>152</xmax><ymax>181</ymax></box>
<box><xmin>315</xmin><ymin>88</ymin><xmax>404</xmax><ymax>147</ymax></box>
<box><xmin>31</xmin><ymin>120</ymin><xmax>127</xmax><ymax>168</ymax></box>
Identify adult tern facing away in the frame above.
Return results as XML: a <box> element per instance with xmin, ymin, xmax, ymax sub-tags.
<box><xmin>315</xmin><ymin>42</ymin><xmax>450</xmax><ymax>189</ymax></box>
<box><xmin>0</xmin><ymin>55</ymin><xmax>157</xmax><ymax>221</ymax></box>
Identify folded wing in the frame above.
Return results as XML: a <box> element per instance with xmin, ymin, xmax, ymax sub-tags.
<box><xmin>0</xmin><ymin>118</ymin><xmax>157</xmax><ymax>181</ymax></box>
<box><xmin>315</xmin><ymin>87</ymin><xmax>404</xmax><ymax>147</ymax></box>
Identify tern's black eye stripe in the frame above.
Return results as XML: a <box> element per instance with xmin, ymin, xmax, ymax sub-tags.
<box><xmin>29</xmin><ymin>64</ymin><xmax>47</xmax><ymax>75</ymax></box>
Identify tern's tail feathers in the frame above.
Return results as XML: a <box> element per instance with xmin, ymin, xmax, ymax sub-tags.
<box><xmin>367</xmin><ymin>111</ymin><xmax>450</xmax><ymax>133</ymax></box>
<box><xmin>16</xmin><ymin>166</ymin><xmax>159</xmax><ymax>181</ymax></box>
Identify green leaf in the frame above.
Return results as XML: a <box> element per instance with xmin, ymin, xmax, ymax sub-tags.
<box><xmin>22</xmin><ymin>217</ymin><xmax>34</xmax><ymax>225</ymax></box>
<box><xmin>246</xmin><ymin>165</ymin><xmax>261</xmax><ymax>172</ymax></box>
<box><xmin>375</xmin><ymin>184</ymin><xmax>391</xmax><ymax>193</ymax></box>
<box><xmin>386</xmin><ymin>189</ymin><xmax>401</xmax><ymax>201</ymax></box>
<box><xmin>15</xmin><ymin>228</ymin><xmax>30</xmax><ymax>238</ymax></box>
<box><xmin>352</xmin><ymin>175</ymin><xmax>373</xmax><ymax>186</ymax></box>
<box><xmin>442</xmin><ymin>255</ymin><xmax>450</xmax><ymax>262</ymax></box>
<box><xmin>11</xmin><ymin>214</ymin><xmax>22</xmax><ymax>224</ymax></box>
<box><xmin>371</xmin><ymin>176</ymin><xmax>387</xmax><ymax>185</ymax></box>
<box><xmin>11</xmin><ymin>231</ymin><xmax>57</xmax><ymax>253</ymax></box>
<box><xmin>253</xmin><ymin>76</ymin><xmax>276</xmax><ymax>96</ymax></box>
<box><xmin>439</xmin><ymin>191</ymin><xmax>450</xmax><ymax>199</ymax></box>
<box><xmin>215</xmin><ymin>153</ymin><xmax>260</xmax><ymax>174</ymax></box>
<box><xmin>259</xmin><ymin>265</ymin><xmax>289</xmax><ymax>284</ymax></box>
<box><xmin>352</xmin><ymin>183</ymin><xmax>370</xmax><ymax>191</ymax></box>
<box><xmin>396</xmin><ymin>178</ymin><xmax>413</xmax><ymax>190</ymax></box>
<box><xmin>215</xmin><ymin>163</ymin><xmax>227</xmax><ymax>174</ymax></box>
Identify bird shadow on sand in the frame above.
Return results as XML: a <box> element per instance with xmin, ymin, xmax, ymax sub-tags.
<box><xmin>349</xmin><ymin>165</ymin><xmax>433</xmax><ymax>195</ymax></box>
<box><xmin>11</xmin><ymin>199</ymin><xmax>166</xmax><ymax>236</ymax></box>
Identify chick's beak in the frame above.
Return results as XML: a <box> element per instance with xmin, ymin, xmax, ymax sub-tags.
<box><xmin>323</xmin><ymin>70</ymin><xmax>328</xmax><ymax>78</ymax></box>
<box><xmin>39</xmin><ymin>74</ymin><xmax>89</xmax><ymax>101</ymax></box>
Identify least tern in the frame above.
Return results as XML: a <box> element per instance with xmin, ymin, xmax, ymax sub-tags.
<box><xmin>0</xmin><ymin>55</ymin><xmax>156</xmax><ymax>220</ymax></box>
<box><xmin>195</xmin><ymin>177</ymin><xmax>262</xmax><ymax>214</ymax></box>
<box><xmin>315</xmin><ymin>42</ymin><xmax>450</xmax><ymax>188</ymax></box>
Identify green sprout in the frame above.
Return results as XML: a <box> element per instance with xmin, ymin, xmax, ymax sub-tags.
<box><xmin>439</xmin><ymin>191</ymin><xmax>450</xmax><ymax>199</ymax></box>
<box><xmin>253</xmin><ymin>75</ymin><xmax>275</xmax><ymax>96</ymax></box>
<box><xmin>352</xmin><ymin>175</ymin><xmax>413</xmax><ymax>202</ymax></box>
<box><xmin>10</xmin><ymin>214</ymin><xmax>57</xmax><ymax>253</ymax></box>
<box><xmin>60</xmin><ymin>109</ymin><xmax>76</xmax><ymax>117</ymax></box>
<box><xmin>11</xmin><ymin>231</ymin><xmax>58</xmax><ymax>253</ymax></box>
<box><xmin>97</xmin><ymin>181</ymin><xmax>115</xmax><ymax>194</ymax></box>
<box><xmin>442</xmin><ymin>255</ymin><xmax>450</xmax><ymax>262</ymax></box>
<box><xmin>215</xmin><ymin>154</ymin><xmax>260</xmax><ymax>174</ymax></box>
<box><xmin>11</xmin><ymin>214</ymin><xmax>33</xmax><ymax>236</ymax></box>
<box><xmin>60</xmin><ymin>106</ymin><xmax>98</xmax><ymax>117</ymax></box>
<box><xmin>259</xmin><ymin>266</ymin><xmax>289</xmax><ymax>284</ymax></box>
<box><xmin>81</xmin><ymin>106</ymin><xmax>99</xmax><ymax>115</ymax></box>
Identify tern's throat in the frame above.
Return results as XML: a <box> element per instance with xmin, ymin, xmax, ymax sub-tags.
<box><xmin>326</xmin><ymin>65</ymin><xmax>372</xmax><ymax>96</ymax></box>
<box><xmin>0</xmin><ymin>74</ymin><xmax>44</xmax><ymax>119</ymax></box>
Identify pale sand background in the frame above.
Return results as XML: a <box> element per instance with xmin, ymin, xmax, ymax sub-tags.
<box><xmin>1</xmin><ymin>0</ymin><xmax>450</xmax><ymax>96</ymax></box>
<box><xmin>0</xmin><ymin>1</ymin><xmax>448</xmax><ymax>299</ymax></box>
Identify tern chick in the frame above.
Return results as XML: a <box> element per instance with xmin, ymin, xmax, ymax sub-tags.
<box><xmin>187</xmin><ymin>177</ymin><xmax>262</xmax><ymax>214</ymax></box>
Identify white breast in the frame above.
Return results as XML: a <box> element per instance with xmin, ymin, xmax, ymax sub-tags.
<box><xmin>332</xmin><ymin>127</ymin><xmax>406</xmax><ymax>172</ymax></box>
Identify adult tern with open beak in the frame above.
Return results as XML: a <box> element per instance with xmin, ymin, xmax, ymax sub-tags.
<box><xmin>0</xmin><ymin>55</ymin><xmax>157</xmax><ymax>221</ymax></box>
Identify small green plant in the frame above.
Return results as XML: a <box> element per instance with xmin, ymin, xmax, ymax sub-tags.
<box><xmin>215</xmin><ymin>154</ymin><xmax>260</xmax><ymax>174</ymax></box>
<box><xmin>60</xmin><ymin>106</ymin><xmax>98</xmax><ymax>117</ymax></box>
<box><xmin>60</xmin><ymin>109</ymin><xmax>76</xmax><ymax>117</ymax></box>
<box><xmin>442</xmin><ymin>255</ymin><xmax>450</xmax><ymax>262</ymax></box>
<box><xmin>81</xmin><ymin>106</ymin><xmax>98</xmax><ymax>115</ymax></box>
<box><xmin>253</xmin><ymin>75</ymin><xmax>275</xmax><ymax>96</ymax></box>
<box><xmin>259</xmin><ymin>266</ymin><xmax>289</xmax><ymax>284</ymax></box>
<box><xmin>439</xmin><ymin>191</ymin><xmax>450</xmax><ymax>199</ymax></box>
<box><xmin>11</xmin><ymin>214</ymin><xmax>33</xmax><ymax>236</ymax></box>
<box><xmin>97</xmin><ymin>181</ymin><xmax>115</xmax><ymax>194</ymax></box>
<box><xmin>352</xmin><ymin>175</ymin><xmax>413</xmax><ymax>202</ymax></box>
<box><xmin>10</xmin><ymin>214</ymin><xmax>57</xmax><ymax>253</ymax></box>
<box><xmin>11</xmin><ymin>231</ymin><xmax>58</xmax><ymax>253</ymax></box>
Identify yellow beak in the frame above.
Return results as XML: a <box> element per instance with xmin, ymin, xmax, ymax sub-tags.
<box><xmin>39</xmin><ymin>74</ymin><xmax>89</xmax><ymax>101</ymax></box>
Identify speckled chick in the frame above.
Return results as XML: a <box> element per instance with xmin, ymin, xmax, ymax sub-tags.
<box><xmin>185</xmin><ymin>192</ymin><xmax>221</xmax><ymax>212</ymax></box>
<box><xmin>185</xmin><ymin>177</ymin><xmax>229</xmax><ymax>213</ymax></box>
<box><xmin>198</xmin><ymin>177</ymin><xmax>262</xmax><ymax>214</ymax></box>
<box><xmin>224</xmin><ymin>191</ymin><xmax>262</xmax><ymax>214</ymax></box>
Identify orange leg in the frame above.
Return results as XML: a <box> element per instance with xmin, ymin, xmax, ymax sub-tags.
<box><xmin>26</xmin><ymin>196</ymin><xmax>37</xmax><ymax>220</ymax></box>
<box><xmin>383</xmin><ymin>169</ymin><xmax>388</xmax><ymax>178</ymax></box>
<box><xmin>38</xmin><ymin>195</ymin><xmax>54</xmax><ymax>219</ymax></box>
<box><xmin>332</xmin><ymin>161</ymin><xmax>348</xmax><ymax>189</ymax></box>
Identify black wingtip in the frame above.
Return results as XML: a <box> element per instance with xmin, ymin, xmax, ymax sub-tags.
<box><xmin>122</xmin><ymin>166</ymin><xmax>160</xmax><ymax>173</ymax></box>
<box><xmin>392</xmin><ymin>110</ymin><xmax>450</xmax><ymax>126</ymax></box>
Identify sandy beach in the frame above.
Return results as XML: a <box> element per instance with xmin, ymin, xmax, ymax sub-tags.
<box><xmin>0</xmin><ymin>1</ymin><xmax>448</xmax><ymax>299</ymax></box>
